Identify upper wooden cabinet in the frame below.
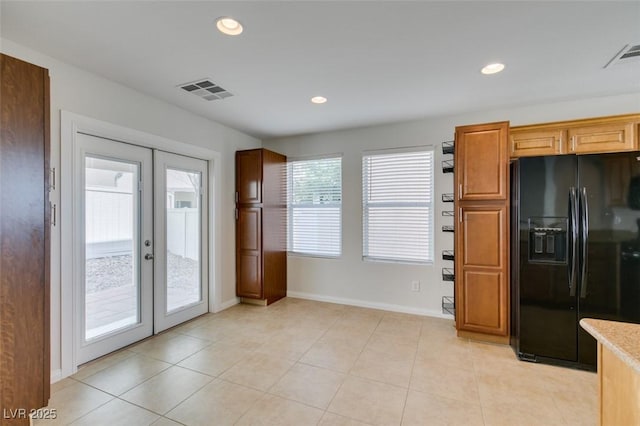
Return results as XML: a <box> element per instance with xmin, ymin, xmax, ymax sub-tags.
<box><xmin>510</xmin><ymin>128</ymin><xmax>566</xmax><ymax>157</ymax></box>
<box><xmin>568</xmin><ymin>120</ymin><xmax>635</xmax><ymax>154</ymax></box>
<box><xmin>510</xmin><ymin>114</ymin><xmax>640</xmax><ymax>158</ymax></box>
<box><xmin>455</xmin><ymin>121</ymin><xmax>509</xmax><ymax>201</ymax></box>
<box><xmin>236</xmin><ymin>149</ymin><xmax>263</xmax><ymax>204</ymax></box>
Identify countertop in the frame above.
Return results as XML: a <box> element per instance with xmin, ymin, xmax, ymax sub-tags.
<box><xmin>580</xmin><ymin>318</ymin><xmax>640</xmax><ymax>374</ymax></box>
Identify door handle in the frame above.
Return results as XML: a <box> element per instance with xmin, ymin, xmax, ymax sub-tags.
<box><xmin>144</xmin><ymin>253</ymin><xmax>154</xmax><ymax>260</ymax></box>
<box><xmin>569</xmin><ymin>187</ymin><xmax>578</xmax><ymax>296</ymax></box>
<box><xmin>580</xmin><ymin>187</ymin><xmax>589</xmax><ymax>298</ymax></box>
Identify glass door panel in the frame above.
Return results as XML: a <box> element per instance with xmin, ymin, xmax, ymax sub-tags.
<box><xmin>166</xmin><ymin>168</ymin><xmax>202</xmax><ymax>312</ymax></box>
<box><xmin>84</xmin><ymin>157</ymin><xmax>139</xmax><ymax>340</ymax></box>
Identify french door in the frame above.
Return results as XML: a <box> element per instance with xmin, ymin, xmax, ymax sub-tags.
<box><xmin>153</xmin><ymin>151</ymin><xmax>208</xmax><ymax>332</ymax></box>
<box><xmin>75</xmin><ymin>134</ymin><xmax>208</xmax><ymax>364</ymax></box>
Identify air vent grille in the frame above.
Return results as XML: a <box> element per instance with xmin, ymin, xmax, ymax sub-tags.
<box><xmin>178</xmin><ymin>79</ymin><xmax>233</xmax><ymax>101</ymax></box>
<box><xmin>605</xmin><ymin>43</ymin><xmax>640</xmax><ymax>68</ymax></box>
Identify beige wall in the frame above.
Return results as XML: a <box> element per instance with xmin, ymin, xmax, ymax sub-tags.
<box><xmin>264</xmin><ymin>92</ymin><xmax>640</xmax><ymax>317</ymax></box>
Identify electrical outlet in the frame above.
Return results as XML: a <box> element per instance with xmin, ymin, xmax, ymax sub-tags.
<box><xmin>411</xmin><ymin>280</ymin><xmax>420</xmax><ymax>292</ymax></box>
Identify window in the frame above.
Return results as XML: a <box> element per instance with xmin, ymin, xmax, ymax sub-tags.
<box><xmin>362</xmin><ymin>149</ymin><xmax>434</xmax><ymax>264</ymax></box>
<box><xmin>288</xmin><ymin>156</ymin><xmax>342</xmax><ymax>257</ymax></box>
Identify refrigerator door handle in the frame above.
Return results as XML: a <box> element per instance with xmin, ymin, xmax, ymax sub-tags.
<box><xmin>580</xmin><ymin>187</ymin><xmax>589</xmax><ymax>298</ymax></box>
<box><xmin>569</xmin><ymin>187</ymin><xmax>578</xmax><ymax>296</ymax></box>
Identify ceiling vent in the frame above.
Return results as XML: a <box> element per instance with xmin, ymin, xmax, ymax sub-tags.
<box><xmin>178</xmin><ymin>79</ymin><xmax>233</xmax><ymax>101</ymax></box>
<box><xmin>605</xmin><ymin>43</ymin><xmax>640</xmax><ymax>68</ymax></box>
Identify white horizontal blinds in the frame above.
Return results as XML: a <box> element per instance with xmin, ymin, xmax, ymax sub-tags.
<box><xmin>362</xmin><ymin>149</ymin><xmax>434</xmax><ymax>263</ymax></box>
<box><xmin>288</xmin><ymin>156</ymin><xmax>342</xmax><ymax>257</ymax></box>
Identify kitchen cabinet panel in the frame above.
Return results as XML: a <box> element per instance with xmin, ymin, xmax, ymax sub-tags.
<box><xmin>569</xmin><ymin>121</ymin><xmax>635</xmax><ymax>154</ymax></box>
<box><xmin>456</xmin><ymin>203</ymin><xmax>509</xmax><ymax>337</ymax></box>
<box><xmin>455</xmin><ymin>122</ymin><xmax>509</xmax><ymax>201</ymax></box>
<box><xmin>510</xmin><ymin>128</ymin><xmax>566</xmax><ymax>157</ymax></box>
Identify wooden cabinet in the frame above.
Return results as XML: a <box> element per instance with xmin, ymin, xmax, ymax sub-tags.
<box><xmin>599</xmin><ymin>343</ymin><xmax>640</xmax><ymax>426</ymax></box>
<box><xmin>236</xmin><ymin>149</ymin><xmax>263</xmax><ymax>204</ymax></box>
<box><xmin>510</xmin><ymin>114</ymin><xmax>640</xmax><ymax>158</ymax></box>
<box><xmin>455</xmin><ymin>121</ymin><xmax>510</xmax><ymax>342</ymax></box>
<box><xmin>510</xmin><ymin>128</ymin><xmax>566</xmax><ymax>157</ymax></box>
<box><xmin>235</xmin><ymin>149</ymin><xmax>287</xmax><ymax>305</ymax></box>
<box><xmin>581</xmin><ymin>320</ymin><xmax>640</xmax><ymax>426</ymax></box>
<box><xmin>568</xmin><ymin>120</ymin><xmax>635</xmax><ymax>154</ymax></box>
<box><xmin>456</xmin><ymin>122</ymin><xmax>508</xmax><ymax>201</ymax></box>
<box><xmin>0</xmin><ymin>54</ymin><xmax>50</xmax><ymax>423</ymax></box>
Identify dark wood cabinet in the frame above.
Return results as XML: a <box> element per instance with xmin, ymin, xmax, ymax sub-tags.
<box><xmin>0</xmin><ymin>54</ymin><xmax>50</xmax><ymax>424</ymax></box>
<box><xmin>235</xmin><ymin>149</ymin><xmax>287</xmax><ymax>305</ymax></box>
<box><xmin>454</xmin><ymin>121</ymin><xmax>510</xmax><ymax>342</ymax></box>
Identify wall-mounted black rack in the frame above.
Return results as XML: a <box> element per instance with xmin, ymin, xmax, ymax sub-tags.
<box><xmin>442</xmin><ymin>160</ymin><xmax>454</xmax><ymax>173</ymax></box>
<box><xmin>442</xmin><ymin>268</ymin><xmax>455</xmax><ymax>281</ymax></box>
<box><xmin>441</xmin><ymin>139</ymin><xmax>455</xmax><ymax>316</ymax></box>
<box><xmin>442</xmin><ymin>296</ymin><xmax>455</xmax><ymax>316</ymax></box>
<box><xmin>442</xmin><ymin>250</ymin><xmax>454</xmax><ymax>261</ymax></box>
<box><xmin>442</xmin><ymin>140</ymin><xmax>454</xmax><ymax>155</ymax></box>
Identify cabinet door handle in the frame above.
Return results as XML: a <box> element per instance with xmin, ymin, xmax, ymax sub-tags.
<box><xmin>49</xmin><ymin>168</ymin><xmax>56</xmax><ymax>192</ymax></box>
<box><xmin>458</xmin><ymin>184</ymin><xmax>463</xmax><ymax>200</ymax></box>
<box><xmin>235</xmin><ymin>191</ymin><xmax>239</xmax><ymax>203</ymax></box>
<box><xmin>571</xmin><ymin>136</ymin><xmax>576</xmax><ymax>152</ymax></box>
<box><xmin>459</xmin><ymin>208</ymin><xmax>463</xmax><ymax>223</ymax></box>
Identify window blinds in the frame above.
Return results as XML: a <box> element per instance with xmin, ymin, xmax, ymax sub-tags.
<box><xmin>288</xmin><ymin>156</ymin><xmax>342</xmax><ymax>257</ymax></box>
<box><xmin>362</xmin><ymin>149</ymin><xmax>434</xmax><ymax>263</ymax></box>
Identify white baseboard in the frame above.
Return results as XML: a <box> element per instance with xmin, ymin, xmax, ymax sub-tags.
<box><xmin>50</xmin><ymin>369</ymin><xmax>63</xmax><ymax>384</ymax></box>
<box><xmin>214</xmin><ymin>297</ymin><xmax>240</xmax><ymax>313</ymax></box>
<box><xmin>287</xmin><ymin>291</ymin><xmax>454</xmax><ymax>320</ymax></box>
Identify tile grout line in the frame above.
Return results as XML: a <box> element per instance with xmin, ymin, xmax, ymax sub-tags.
<box><xmin>398</xmin><ymin>318</ymin><xmax>423</xmax><ymax>426</ymax></box>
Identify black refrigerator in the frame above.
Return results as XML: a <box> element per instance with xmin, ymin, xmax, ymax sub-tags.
<box><xmin>511</xmin><ymin>152</ymin><xmax>640</xmax><ymax>370</ymax></box>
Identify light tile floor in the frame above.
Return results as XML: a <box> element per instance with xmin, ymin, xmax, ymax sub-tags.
<box><xmin>38</xmin><ymin>298</ymin><xmax>597</xmax><ymax>425</ymax></box>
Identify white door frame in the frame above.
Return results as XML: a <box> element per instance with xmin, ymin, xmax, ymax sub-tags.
<box><xmin>60</xmin><ymin>111</ymin><xmax>222</xmax><ymax>378</ymax></box>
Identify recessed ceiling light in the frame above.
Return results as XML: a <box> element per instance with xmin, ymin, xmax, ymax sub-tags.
<box><xmin>216</xmin><ymin>17</ymin><xmax>243</xmax><ymax>36</ymax></box>
<box><xmin>311</xmin><ymin>96</ymin><xmax>327</xmax><ymax>104</ymax></box>
<box><xmin>481</xmin><ymin>63</ymin><xmax>505</xmax><ymax>75</ymax></box>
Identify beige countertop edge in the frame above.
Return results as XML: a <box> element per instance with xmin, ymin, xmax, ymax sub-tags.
<box><xmin>580</xmin><ymin>318</ymin><xmax>640</xmax><ymax>374</ymax></box>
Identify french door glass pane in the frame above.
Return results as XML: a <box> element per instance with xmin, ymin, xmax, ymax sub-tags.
<box><xmin>166</xmin><ymin>168</ymin><xmax>201</xmax><ymax>312</ymax></box>
<box><xmin>84</xmin><ymin>156</ymin><xmax>139</xmax><ymax>340</ymax></box>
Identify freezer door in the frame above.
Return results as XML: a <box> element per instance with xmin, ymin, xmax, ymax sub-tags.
<box><xmin>518</xmin><ymin>156</ymin><xmax>578</xmax><ymax>362</ymax></box>
<box><xmin>577</xmin><ymin>152</ymin><xmax>640</xmax><ymax>367</ymax></box>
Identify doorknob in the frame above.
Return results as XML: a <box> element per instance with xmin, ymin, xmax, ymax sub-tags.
<box><xmin>145</xmin><ymin>253</ymin><xmax>154</xmax><ymax>260</ymax></box>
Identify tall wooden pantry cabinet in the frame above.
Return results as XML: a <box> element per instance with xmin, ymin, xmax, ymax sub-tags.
<box><xmin>235</xmin><ymin>149</ymin><xmax>287</xmax><ymax>305</ymax></box>
<box><xmin>454</xmin><ymin>121</ymin><xmax>510</xmax><ymax>343</ymax></box>
<box><xmin>0</xmin><ymin>54</ymin><xmax>51</xmax><ymax>424</ymax></box>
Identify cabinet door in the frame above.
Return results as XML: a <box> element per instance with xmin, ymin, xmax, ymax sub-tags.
<box><xmin>510</xmin><ymin>128</ymin><xmax>566</xmax><ymax>158</ymax></box>
<box><xmin>455</xmin><ymin>204</ymin><xmax>509</xmax><ymax>336</ymax></box>
<box><xmin>1</xmin><ymin>54</ymin><xmax>50</xmax><ymax>413</ymax></box>
<box><xmin>456</xmin><ymin>122</ymin><xmax>509</xmax><ymax>201</ymax></box>
<box><xmin>236</xmin><ymin>149</ymin><xmax>262</xmax><ymax>204</ymax></box>
<box><xmin>236</xmin><ymin>207</ymin><xmax>263</xmax><ymax>299</ymax></box>
<box><xmin>568</xmin><ymin>121</ymin><xmax>636</xmax><ymax>154</ymax></box>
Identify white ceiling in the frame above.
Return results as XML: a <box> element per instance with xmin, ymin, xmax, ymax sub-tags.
<box><xmin>2</xmin><ymin>1</ymin><xmax>639</xmax><ymax>139</ymax></box>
